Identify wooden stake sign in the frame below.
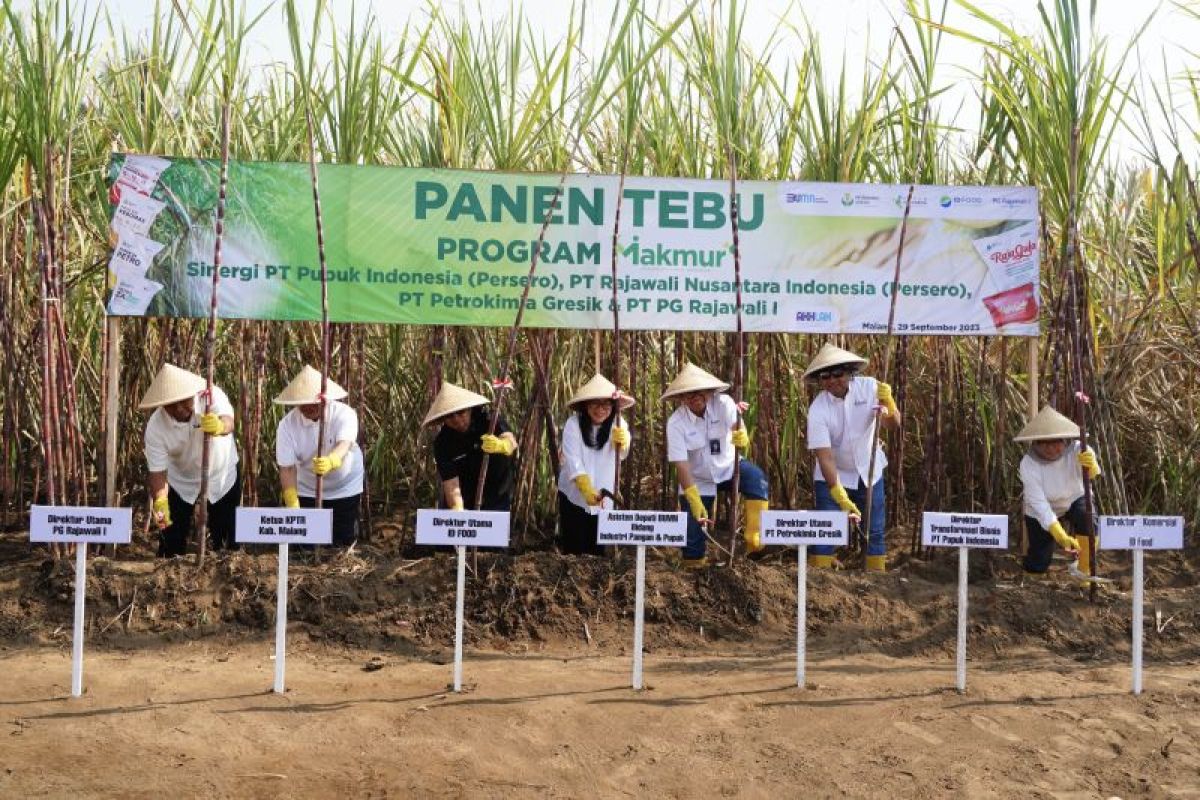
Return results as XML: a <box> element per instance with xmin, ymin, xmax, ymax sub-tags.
<box><xmin>921</xmin><ymin>512</ymin><xmax>1009</xmax><ymax>693</ymax></box>
<box><xmin>760</xmin><ymin>510</ymin><xmax>849</xmax><ymax>687</ymax></box>
<box><xmin>416</xmin><ymin>510</ymin><xmax>511</xmax><ymax>692</ymax></box>
<box><xmin>598</xmin><ymin>511</ymin><xmax>687</xmax><ymax>690</ymax></box>
<box><xmin>1099</xmin><ymin>515</ymin><xmax>1185</xmax><ymax>695</ymax></box>
<box><xmin>31</xmin><ymin>506</ymin><xmax>133</xmax><ymax>697</ymax></box>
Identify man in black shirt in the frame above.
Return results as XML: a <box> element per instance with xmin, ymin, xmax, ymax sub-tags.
<box><xmin>424</xmin><ymin>382</ymin><xmax>518</xmax><ymax>511</ymax></box>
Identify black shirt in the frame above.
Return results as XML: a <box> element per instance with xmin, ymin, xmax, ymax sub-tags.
<box><xmin>432</xmin><ymin>407</ymin><xmax>514</xmax><ymax>510</ymax></box>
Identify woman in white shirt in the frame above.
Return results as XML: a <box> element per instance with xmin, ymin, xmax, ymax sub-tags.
<box><xmin>557</xmin><ymin>374</ymin><xmax>632</xmax><ymax>555</ymax></box>
<box><xmin>1014</xmin><ymin>405</ymin><xmax>1100</xmax><ymax>575</ymax></box>
<box><xmin>275</xmin><ymin>365</ymin><xmax>365</xmax><ymax>547</ymax></box>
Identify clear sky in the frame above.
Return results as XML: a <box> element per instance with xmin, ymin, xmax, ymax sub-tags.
<box><xmin>15</xmin><ymin>0</ymin><xmax>1200</xmax><ymax>160</ymax></box>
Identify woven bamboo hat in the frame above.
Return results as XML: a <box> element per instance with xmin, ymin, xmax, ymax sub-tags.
<box><xmin>567</xmin><ymin>373</ymin><xmax>634</xmax><ymax>411</ymax></box>
<box><xmin>273</xmin><ymin>364</ymin><xmax>348</xmax><ymax>405</ymax></box>
<box><xmin>803</xmin><ymin>342</ymin><xmax>868</xmax><ymax>379</ymax></box>
<box><xmin>422</xmin><ymin>381</ymin><xmax>490</xmax><ymax>426</ymax></box>
<box><xmin>660</xmin><ymin>363</ymin><xmax>730</xmax><ymax>401</ymax></box>
<box><xmin>138</xmin><ymin>363</ymin><xmax>206</xmax><ymax>410</ymax></box>
<box><xmin>1013</xmin><ymin>405</ymin><xmax>1079</xmax><ymax>442</ymax></box>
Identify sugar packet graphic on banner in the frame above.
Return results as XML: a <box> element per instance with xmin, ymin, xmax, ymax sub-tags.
<box><xmin>108</xmin><ymin>233</ymin><xmax>166</xmax><ymax>281</ymax></box>
<box><xmin>111</xmin><ymin>191</ymin><xmax>166</xmax><ymax>239</ymax></box>
<box><xmin>115</xmin><ymin>155</ymin><xmax>172</xmax><ymax>197</ymax></box>
<box><xmin>108</xmin><ymin>275</ymin><xmax>163</xmax><ymax>315</ymax></box>
<box><xmin>973</xmin><ymin>221</ymin><xmax>1040</xmax><ymax>327</ymax></box>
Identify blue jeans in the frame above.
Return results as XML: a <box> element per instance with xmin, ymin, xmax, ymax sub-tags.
<box><xmin>680</xmin><ymin>459</ymin><xmax>769</xmax><ymax>559</ymax></box>
<box><xmin>812</xmin><ymin>478</ymin><xmax>885</xmax><ymax>556</ymax></box>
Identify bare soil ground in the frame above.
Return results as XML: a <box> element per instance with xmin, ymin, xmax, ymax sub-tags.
<box><xmin>1</xmin><ymin>529</ymin><xmax>1199</xmax><ymax>798</ymax></box>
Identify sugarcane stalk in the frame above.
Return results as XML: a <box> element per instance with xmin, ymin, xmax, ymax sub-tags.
<box><xmin>194</xmin><ymin>100</ymin><xmax>231</xmax><ymax>567</ymax></box>
<box><xmin>726</xmin><ymin>145</ymin><xmax>746</xmax><ymax>564</ymax></box>
<box><xmin>303</xmin><ymin>105</ymin><xmax>331</xmax><ymax>509</ymax></box>
<box><xmin>862</xmin><ymin>184</ymin><xmax>916</xmax><ymax>553</ymax></box>
<box><xmin>609</xmin><ymin>154</ymin><xmax>629</xmax><ymax>511</ymax></box>
<box><xmin>1062</xmin><ymin>125</ymin><xmax>1099</xmax><ymax>601</ymax></box>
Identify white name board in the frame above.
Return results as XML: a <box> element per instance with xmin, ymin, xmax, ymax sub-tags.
<box><xmin>415</xmin><ymin>510</ymin><xmax>511</xmax><ymax>548</ymax></box>
<box><xmin>1099</xmin><ymin>516</ymin><xmax>1184</xmax><ymax>550</ymax></box>
<box><xmin>921</xmin><ymin>512</ymin><xmax>1009</xmax><ymax>549</ymax></box>
<box><xmin>598</xmin><ymin>511</ymin><xmax>687</xmax><ymax>547</ymax></box>
<box><xmin>760</xmin><ymin>510</ymin><xmax>849</xmax><ymax>546</ymax></box>
<box><xmin>236</xmin><ymin>508</ymin><xmax>333</xmax><ymax>544</ymax></box>
<box><xmin>30</xmin><ymin>506</ymin><xmax>132</xmax><ymax>543</ymax></box>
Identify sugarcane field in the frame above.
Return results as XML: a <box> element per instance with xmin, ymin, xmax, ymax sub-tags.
<box><xmin>3</xmin><ymin>0</ymin><xmax>1200</xmax><ymax>796</ymax></box>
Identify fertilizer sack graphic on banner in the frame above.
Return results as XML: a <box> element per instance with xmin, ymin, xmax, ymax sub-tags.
<box><xmin>104</xmin><ymin>155</ymin><xmax>1040</xmax><ymax>336</ymax></box>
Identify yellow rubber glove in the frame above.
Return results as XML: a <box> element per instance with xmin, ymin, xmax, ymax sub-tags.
<box><xmin>573</xmin><ymin>474</ymin><xmax>603</xmax><ymax>506</ymax></box>
<box><xmin>610</xmin><ymin>425</ymin><xmax>630</xmax><ymax>451</ymax></box>
<box><xmin>877</xmin><ymin>382</ymin><xmax>899</xmax><ymax>416</ymax></box>
<box><xmin>731</xmin><ymin>427</ymin><xmax>750</xmax><ymax>450</ymax></box>
<box><xmin>1077</xmin><ymin>449</ymin><xmax>1100</xmax><ymax>480</ymax></box>
<box><xmin>480</xmin><ymin>433</ymin><xmax>514</xmax><ymax>456</ymax></box>
<box><xmin>282</xmin><ymin>487</ymin><xmax>300</xmax><ymax>508</ymax></box>
<box><xmin>829</xmin><ymin>484</ymin><xmax>862</xmax><ymax>518</ymax></box>
<box><xmin>312</xmin><ymin>452</ymin><xmax>343</xmax><ymax>476</ymax></box>
<box><xmin>682</xmin><ymin>484</ymin><xmax>708</xmax><ymax>522</ymax></box>
<box><xmin>1048</xmin><ymin>521</ymin><xmax>1080</xmax><ymax>553</ymax></box>
<box><xmin>152</xmin><ymin>495</ymin><xmax>172</xmax><ymax>528</ymax></box>
<box><xmin>199</xmin><ymin>412</ymin><xmax>223</xmax><ymax>435</ymax></box>
<box><xmin>450</xmin><ymin>498</ymin><xmax>465</xmax><ymax>511</ymax></box>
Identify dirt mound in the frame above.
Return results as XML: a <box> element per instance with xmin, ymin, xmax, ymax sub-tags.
<box><xmin>2</xmin><ymin>530</ymin><xmax>1197</xmax><ymax>664</ymax></box>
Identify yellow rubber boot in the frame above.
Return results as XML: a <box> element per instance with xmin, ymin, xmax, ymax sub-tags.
<box><xmin>743</xmin><ymin>499</ymin><xmax>769</xmax><ymax>554</ymax></box>
<box><xmin>681</xmin><ymin>556</ymin><xmax>709</xmax><ymax>570</ymax></box>
<box><xmin>865</xmin><ymin>554</ymin><xmax>886</xmax><ymax>572</ymax></box>
<box><xmin>808</xmin><ymin>554</ymin><xmax>835</xmax><ymax>569</ymax></box>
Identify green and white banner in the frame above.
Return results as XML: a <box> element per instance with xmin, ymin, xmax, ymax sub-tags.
<box><xmin>106</xmin><ymin>154</ymin><xmax>1040</xmax><ymax>336</ymax></box>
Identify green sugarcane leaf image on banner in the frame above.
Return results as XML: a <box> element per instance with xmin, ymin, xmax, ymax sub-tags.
<box><xmin>105</xmin><ymin>154</ymin><xmax>1041</xmax><ymax>336</ymax></box>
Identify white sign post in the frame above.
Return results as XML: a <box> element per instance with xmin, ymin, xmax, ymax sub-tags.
<box><xmin>416</xmin><ymin>510</ymin><xmax>511</xmax><ymax>692</ymax></box>
<box><xmin>598</xmin><ymin>510</ymin><xmax>688</xmax><ymax>690</ymax></box>
<box><xmin>1099</xmin><ymin>515</ymin><xmax>1185</xmax><ymax>695</ymax></box>
<box><xmin>236</xmin><ymin>508</ymin><xmax>332</xmax><ymax>693</ymax></box>
<box><xmin>760</xmin><ymin>511</ymin><xmax>848</xmax><ymax>687</ymax></box>
<box><xmin>921</xmin><ymin>512</ymin><xmax>1008</xmax><ymax>693</ymax></box>
<box><xmin>31</xmin><ymin>506</ymin><xmax>133</xmax><ymax>697</ymax></box>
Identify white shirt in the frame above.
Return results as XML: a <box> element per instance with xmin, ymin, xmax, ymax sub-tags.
<box><xmin>807</xmin><ymin>376</ymin><xmax>887</xmax><ymax>488</ymax></box>
<box><xmin>557</xmin><ymin>413</ymin><xmax>631</xmax><ymax>514</ymax></box>
<box><xmin>1020</xmin><ymin>441</ymin><xmax>1090</xmax><ymax>529</ymax></box>
<box><xmin>666</xmin><ymin>393</ymin><xmax>740</xmax><ymax>495</ymax></box>
<box><xmin>275</xmin><ymin>401</ymin><xmax>364</xmax><ymax>500</ymax></box>
<box><xmin>144</xmin><ymin>386</ymin><xmax>239</xmax><ymax>504</ymax></box>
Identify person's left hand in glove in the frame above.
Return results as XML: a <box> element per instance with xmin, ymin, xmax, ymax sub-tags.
<box><xmin>480</xmin><ymin>434</ymin><xmax>515</xmax><ymax>456</ymax></box>
<box><xmin>877</xmin><ymin>382</ymin><xmax>899</xmax><ymax>416</ymax></box>
<box><xmin>199</xmin><ymin>412</ymin><xmax>224</xmax><ymax>435</ymax></box>
<box><xmin>312</xmin><ymin>453</ymin><xmax>343</xmax><ymax>476</ymax></box>
<box><xmin>610</xmin><ymin>425</ymin><xmax>630</xmax><ymax>451</ymax></box>
<box><xmin>1077</xmin><ymin>449</ymin><xmax>1101</xmax><ymax>480</ymax></box>
<box><xmin>731</xmin><ymin>427</ymin><xmax>750</xmax><ymax>450</ymax></box>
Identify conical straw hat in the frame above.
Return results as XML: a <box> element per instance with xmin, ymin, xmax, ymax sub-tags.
<box><xmin>422</xmin><ymin>381</ymin><xmax>490</xmax><ymax>426</ymax></box>
<box><xmin>1013</xmin><ymin>405</ymin><xmax>1079</xmax><ymax>442</ymax></box>
<box><xmin>567</xmin><ymin>373</ymin><xmax>635</xmax><ymax>411</ymax></box>
<box><xmin>660</xmin><ymin>363</ymin><xmax>730</xmax><ymax>401</ymax></box>
<box><xmin>803</xmin><ymin>342</ymin><xmax>868</xmax><ymax>378</ymax></box>
<box><xmin>273</xmin><ymin>364</ymin><xmax>349</xmax><ymax>405</ymax></box>
<box><xmin>138</xmin><ymin>363</ymin><xmax>206</xmax><ymax>410</ymax></box>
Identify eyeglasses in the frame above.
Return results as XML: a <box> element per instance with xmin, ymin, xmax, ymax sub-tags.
<box><xmin>816</xmin><ymin>368</ymin><xmax>851</xmax><ymax>381</ymax></box>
